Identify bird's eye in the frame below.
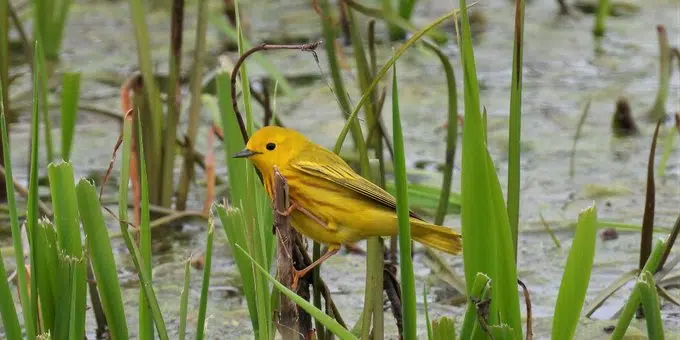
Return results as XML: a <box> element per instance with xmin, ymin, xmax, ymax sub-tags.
<box><xmin>266</xmin><ymin>142</ymin><xmax>276</xmax><ymax>151</ymax></box>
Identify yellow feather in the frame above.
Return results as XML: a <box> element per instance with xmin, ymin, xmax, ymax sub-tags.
<box><xmin>238</xmin><ymin>126</ymin><xmax>462</xmax><ymax>255</ymax></box>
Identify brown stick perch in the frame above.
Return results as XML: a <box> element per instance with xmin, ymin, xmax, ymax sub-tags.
<box><xmin>273</xmin><ymin>166</ymin><xmax>301</xmax><ymax>339</ymax></box>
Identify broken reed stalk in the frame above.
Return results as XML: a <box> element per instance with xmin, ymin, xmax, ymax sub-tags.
<box><xmin>273</xmin><ymin>166</ymin><xmax>300</xmax><ymax>339</ymax></box>
<box><xmin>230</xmin><ymin>41</ymin><xmax>322</xmax><ymax>144</ymax></box>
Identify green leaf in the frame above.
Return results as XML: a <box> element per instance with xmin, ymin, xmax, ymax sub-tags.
<box><xmin>137</xmin><ymin>112</ymin><xmax>154</xmax><ymax>340</ymax></box>
<box><xmin>333</xmin><ymin>6</ymin><xmax>464</xmax><ymax>154</ymax></box>
<box><xmin>456</xmin><ymin>1</ymin><xmax>523</xmax><ymax>338</ymax></box>
<box><xmin>611</xmin><ymin>238</ymin><xmax>666</xmax><ymax>339</ymax></box>
<box><xmin>424</xmin><ymin>285</ymin><xmax>433</xmax><ymax>340</ymax></box>
<box><xmin>196</xmin><ymin>220</ymin><xmax>215</xmax><ymax>340</ymax></box>
<box><xmin>552</xmin><ymin>204</ymin><xmax>598</xmax><ymax>340</ymax></box>
<box><xmin>637</xmin><ymin>271</ymin><xmax>664</xmax><ymax>340</ymax></box>
<box><xmin>34</xmin><ymin>221</ymin><xmax>58</xmax><ymax>334</ymax></box>
<box><xmin>432</xmin><ymin>317</ymin><xmax>456</xmax><ymax>340</ymax></box>
<box><xmin>391</xmin><ymin>60</ymin><xmax>417</xmax><ymax>340</ymax></box>
<box><xmin>77</xmin><ymin>179</ymin><xmax>129</xmax><ymax>340</ymax></box>
<box><xmin>47</xmin><ymin>162</ymin><xmax>83</xmax><ymax>255</ymax></box>
<box><xmin>59</xmin><ymin>72</ymin><xmax>80</xmax><ymax>161</ymax></box>
<box><xmin>460</xmin><ymin>273</ymin><xmax>491</xmax><ymax>339</ymax></box>
<box><xmin>178</xmin><ymin>260</ymin><xmax>191</xmax><ymax>340</ymax></box>
<box><xmin>215</xmin><ymin>205</ymin><xmax>259</xmax><ymax>334</ymax></box>
<box><xmin>506</xmin><ymin>0</ymin><xmax>525</xmax><ymax>255</ymax></box>
<box><xmin>0</xmin><ymin>75</ymin><xmax>23</xmax><ymax>339</ymax></box>
<box><xmin>118</xmin><ymin>108</ymin><xmax>169</xmax><ymax>340</ymax></box>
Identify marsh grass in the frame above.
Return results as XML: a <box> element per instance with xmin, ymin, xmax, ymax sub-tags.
<box><xmin>0</xmin><ymin>37</ymin><xmax>218</xmax><ymax>339</ymax></box>
<box><xmin>1</xmin><ymin>1</ymin><xmax>678</xmax><ymax>340</ymax></box>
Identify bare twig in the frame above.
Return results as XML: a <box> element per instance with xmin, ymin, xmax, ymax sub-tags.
<box><xmin>518</xmin><ymin>279</ymin><xmax>533</xmax><ymax>340</ymax></box>
<box><xmin>273</xmin><ymin>166</ymin><xmax>300</xmax><ymax>339</ymax></box>
<box><xmin>230</xmin><ymin>41</ymin><xmax>323</xmax><ymax>143</ymax></box>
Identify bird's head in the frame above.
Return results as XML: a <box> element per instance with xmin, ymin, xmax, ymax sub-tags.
<box><xmin>232</xmin><ymin>126</ymin><xmax>309</xmax><ymax>176</ymax></box>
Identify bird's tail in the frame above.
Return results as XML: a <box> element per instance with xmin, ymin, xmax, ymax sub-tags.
<box><xmin>411</xmin><ymin>219</ymin><xmax>462</xmax><ymax>255</ymax></box>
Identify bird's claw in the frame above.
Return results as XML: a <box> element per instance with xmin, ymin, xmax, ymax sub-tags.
<box><xmin>276</xmin><ymin>202</ymin><xmax>297</xmax><ymax>217</ymax></box>
<box><xmin>291</xmin><ymin>269</ymin><xmax>304</xmax><ymax>290</ymax></box>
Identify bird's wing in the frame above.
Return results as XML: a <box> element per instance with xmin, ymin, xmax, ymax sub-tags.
<box><xmin>291</xmin><ymin>146</ymin><xmax>423</xmax><ymax>220</ymax></box>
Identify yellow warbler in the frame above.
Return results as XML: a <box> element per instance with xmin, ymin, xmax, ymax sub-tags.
<box><xmin>234</xmin><ymin>126</ymin><xmax>462</xmax><ymax>285</ymax></box>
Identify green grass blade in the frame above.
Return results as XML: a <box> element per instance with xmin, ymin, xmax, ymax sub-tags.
<box><xmin>420</xmin><ymin>41</ymin><xmax>458</xmax><ymax>226</ymax></box>
<box><xmin>53</xmin><ymin>251</ymin><xmax>76</xmax><ymax>339</ymax></box>
<box><xmin>459</xmin><ymin>273</ymin><xmax>491</xmax><ymax>339</ymax></box>
<box><xmin>333</xmin><ymin>7</ymin><xmax>463</xmax><ymax>154</ymax></box>
<box><xmin>0</xmin><ymin>237</ymin><xmax>21</xmax><ymax>337</ymax></box>
<box><xmin>68</xmin><ymin>251</ymin><xmax>87</xmax><ymax>339</ymax></box>
<box><xmin>432</xmin><ymin>317</ymin><xmax>456</xmax><ymax>340</ymax></box>
<box><xmin>234</xmin><ymin>3</ymin><xmax>276</xmax><ymax>338</ymax></box>
<box><xmin>215</xmin><ymin>72</ymin><xmax>247</xmax><ymax>205</ymax></box>
<box><xmin>506</xmin><ymin>0</ymin><xmax>525</xmax><ymax>256</ymax></box>
<box><xmin>456</xmin><ymin>1</ymin><xmax>523</xmax><ymax>338</ymax></box>
<box><xmin>215</xmin><ymin>205</ymin><xmax>259</xmax><ymax>334</ymax></box>
<box><xmin>391</xmin><ymin>61</ymin><xmax>417</xmax><ymax>340</ymax></box>
<box><xmin>47</xmin><ymin>162</ymin><xmax>82</xmax><ymax>255</ymax></box>
<box><xmin>59</xmin><ymin>72</ymin><xmax>80</xmax><ymax>161</ymax></box>
<box><xmin>196</xmin><ymin>219</ymin><xmax>215</xmax><ymax>340</ymax></box>
<box><xmin>117</xmin><ymin>216</ymin><xmax>169</xmax><ymax>340</ymax></box>
<box><xmin>551</xmin><ymin>204</ymin><xmax>598</xmax><ymax>340</ymax></box>
<box><xmin>178</xmin><ymin>260</ymin><xmax>191</xmax><ymax>340</ymax></box>
<box><xmin>656</xmin><ymin>126</ymin><xmax>677</xmax><ymax>179</ymax></box>
<box><xmin>34</xmin><ymin>221</ymin><xmax>57</xmax><ymax>334</ymax></box>
<box><xmin>0</xmin><ymin>74</ymin><xmax>22</xmax><ymax>340</ymax></box>
<box><xmin>129</xmin><ymin>0</ymin><xmax>163</xmax><ymax>150</ymax></box>
<box><xmin>119</xmin><ymin>109</ymin><xmax>169</xmax><ymax>340</ymax></box>
<box><xmin>611</xmin><ymin>238</ymin><xmax>665</xmax><ymax>339</ymax></box>
<box><xmin>76</xmin><ymin>179</ymin><xmax>129</xmax><ymax>340</ymax></box>
<box><xmin>47</xmin><ymin>161</ymin><xmax>86</xmax><ymax>338</ymax></box>
<box><xmin>424</xmin><ymin>285</ymin><xmax>433</xmax><ymax>340</ymax></box>
<box><xmin>234</xmin><ymin>244</ymin><xmax>357</xmax><ymax>340</ymax></box>
<box><xmin>35</xmin><ymin>38</ymin><xmax>53</xmax><ymax>163</ymax></box>
<box><xmin>24</xmin><ymin>40</ymin><xmax>42</xmax><ymax>340</ymax></box>
<box><xmin>137</xmin><ymin>115</ymin><xmax>154</xmax><ymax>340</ymax></box>
<box><xmin>638</xmin><ymin>271</ymin><xmax>665</xmax><ymax>340</ymax></box>
<box><xmin>346</xmin><ymin>1</ymin><xmax>448</xmax><ymax>47</ymax></box>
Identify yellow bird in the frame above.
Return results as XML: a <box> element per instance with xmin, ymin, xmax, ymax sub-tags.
<box><xmin>233</xmin><ymin>126</ymin><xmax>462</xmax><ymax>286</ymax></box>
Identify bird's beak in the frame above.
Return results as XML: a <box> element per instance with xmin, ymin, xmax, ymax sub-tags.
<box><xmin>232</xmin><ymin>148</ymin><xmax>260</xmax><ymax>158</ymax></box>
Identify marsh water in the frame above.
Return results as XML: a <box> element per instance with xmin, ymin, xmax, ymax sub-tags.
<box><xmin>1</xmin><ymin>0</ymin><xmax>680</xmax><ymax>338</ymax></box>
